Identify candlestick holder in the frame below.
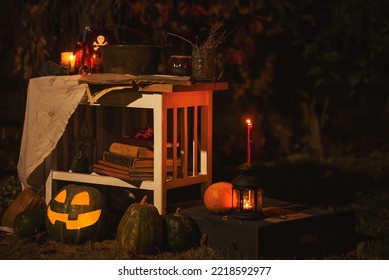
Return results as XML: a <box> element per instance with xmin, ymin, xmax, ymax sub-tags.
<box><xmin>231</xmin><ymin>163</ymin><xmax>263</xmax><ymax>220</ymax></box>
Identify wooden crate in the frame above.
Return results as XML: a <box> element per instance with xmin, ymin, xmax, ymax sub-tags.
<box><xmin>183</xmin><ymin>197</ymin><xmax>356</xmax><ymax>259</ymax></box>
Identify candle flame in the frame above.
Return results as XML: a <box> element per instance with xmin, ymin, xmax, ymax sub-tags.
<box><xmin>243</xmin><ymin>194</ymin><xmax>253</xmax><ymax>210</ymax></box>
<box><xmin>246</xmin><ymin>118</ymin><xmax>252</xmax><ymax>126</ymax></box>
<box><xmin>243</xmin><ymin>200</ymin><xmax>253</xmax><ymax>210</ymax></box>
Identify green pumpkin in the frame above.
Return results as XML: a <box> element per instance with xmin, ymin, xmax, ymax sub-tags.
<box><xmin>13</xmin><ymin>208</ymin><xmax>46</xmax><ymax>237</ymax></box>
<box><xmin>117</xmin><ymin>195</ymin><xmax>162</xmax><ymax>255</ymax></box>
<box><xmin>163</xmin><ymin>207</ymin><xmax>201</xmax><ymax>252</ymax></box>
<box><xmin>46</xmin><ymin>184</ymin><xmax>109</xmax><ymax>244</ymax></box>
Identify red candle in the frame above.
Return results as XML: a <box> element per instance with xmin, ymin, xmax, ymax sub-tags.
<box><xmin>246</xmin><ymin>118</ymin><xmax>253</xmax><ymax>165</ymax></box>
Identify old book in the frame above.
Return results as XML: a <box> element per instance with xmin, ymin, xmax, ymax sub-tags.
<box><xmin>109</xmin><ymin>142</ymin><xmax>154</xmax><ymax>158</ymax></box>
<box><xmin>131</xmin><ymin>157</ymin><xmax>182</xmax><ymax>168</ymax></box>
<box><xmin>112</xmin><ymin>137</ymin><xmax>154</xmax><ymax>150</ymax></box>
<box><xmin>96</xmin><ymin>160</ymin><xmax>128</xmax><ymax>171</ymax></box>
<box><xmin>127</xmin><ymin>166</ymin><xmax>174</xmax><ymax>173</ymax></box>
<box><xmin>102</xmin><ymin>151</ymin><xmax>181</xmax><ymax>168</ymax></box>
<box><xmin>93</xmin><ymin>166</ymin><xmax>152</xmax><ymax>182</ymax></box>
<box><xmin>96</xmin><ymin>160</ymin><xmax>178</xmax><ymax>182</ymax></box>
<box><xmin>95</xmin><ymin>161</ymin><xmax>175</xmax><ymax>175</ymax></box>
<box><xmin>93</xmin><ymin>166</ymin><xmax>173</xmax><ymax>182</ymax></box>
<box><xmin>112</xmin><ymin>137</ymin><xmax>179</xmax><ymax>149</ymax></box>
<box><xmin>92</xmin><ymin>163</ymin><xmax>129</xmax><ymax>175</ymax></box>
<box><xmin>102</xmin><ymin>151</ymin><xmax>138</xmax><ymax>166</ymax></box>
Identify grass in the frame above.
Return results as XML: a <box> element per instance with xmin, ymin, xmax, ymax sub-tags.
<box><xmin>1</xmin><ymin>165</ymin><xmax>389</xmax><ymax>260</ymax></box>
<box><xmin>1</xmin><ymin>187</ymin><xmax>388</xmax><ymax>260</ymax></box>
<box><xmin>0</xmin><ymin>234</ymin><xmax>226</xmax><ymax>260</ymax></box>
<box><xmin>1</xmin><ymin>139</ymin><xmax>389</xmax><ymax>260</ymax></box>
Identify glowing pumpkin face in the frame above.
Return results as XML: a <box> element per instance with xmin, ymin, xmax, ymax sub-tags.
<box><xmin>46</xmin><ymin>185</ymin><xmax>108</xmax><ymax>244</ymax></box>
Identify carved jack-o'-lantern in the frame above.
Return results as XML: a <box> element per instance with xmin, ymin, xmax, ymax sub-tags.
<box><xmin>46</xmin><ymin>184</ymin><xmax>109</xmax><ymax>244</ymax></box>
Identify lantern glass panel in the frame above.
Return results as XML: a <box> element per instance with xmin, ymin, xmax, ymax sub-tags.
<box><xmin>232</xmin><ymin>188</ymin><xmax>241</xmax><ymax>213</ymax></box>
<box><xmin>256</xmin><ymin>188</ymin><xmax>263</xmax><ymax>211</ymax></box>
<box><xmin>243</xmin><ymin>189</ymin><xmax>255</xmax><ymax>211</ymax></box>
<box><xmin>232</xmin><ymin>187</ymin><xmax>263</xmax><ymax>219</ymax></box>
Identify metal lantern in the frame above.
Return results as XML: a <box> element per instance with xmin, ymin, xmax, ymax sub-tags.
<box><xmin>231</xmin><ymin>163</ymin><xmax>263</xmax><ymax>220</ymax></box>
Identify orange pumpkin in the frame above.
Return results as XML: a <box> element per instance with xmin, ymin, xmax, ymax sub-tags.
<box><xmin>203</xmin><ymin>182</ymin><xmax>233</xmax><ymax>214</ymax></box>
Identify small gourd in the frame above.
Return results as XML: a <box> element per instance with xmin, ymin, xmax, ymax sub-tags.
<box><xmin>13</xmin><ymin>208</ymin><xmax>46</xmax><ymax>237</ymax></box>
<box><xmin>163</xmin><ymin>207</ymin><xmax>201</xmax><ymax>252</ymax></box>
<box><xmin>117</xmin><ymin>195</ymin><xmax>162</xmax><ymax>255</ymax></box>
<box><xmin>1</xmin><ymin>187</ymin><xmax>46</xmax><ymax>228</ymax></box>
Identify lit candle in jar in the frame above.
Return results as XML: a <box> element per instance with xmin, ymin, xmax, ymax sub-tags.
<box><xmin>69</xmin><ymin>54</ymin><xmax>76</xmax><ymax>73</ymax></box>
<box><xmin>246</xmin><ymin>118</ymin><xmax>253</xmax><ymax>165</ymax></box>
<box><xmin>61</xmin><ymin>52</ymin><xmax>72</xmax><ymax>68</ymax></box>
<box><xmin>243</xmin><ymin>194</ymin><xmax>253</xmax><ymax>210</ymax></box>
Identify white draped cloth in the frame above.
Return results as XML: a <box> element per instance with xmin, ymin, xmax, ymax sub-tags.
<box><xmin>17</xmin><ymin>75</ymin><xmax>86</xmax><ymax>188</ymax></box>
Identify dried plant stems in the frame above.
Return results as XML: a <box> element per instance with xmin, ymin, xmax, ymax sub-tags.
<box><xmin>196</xmin><ymin>22</ymin><xmax>228</xmax><ymax>50</ymax></box>
<box><xmin>167</xmin><ymin>22</ymin><xmax>227</xmax><ymax>51</ymax></box>
<box><xmin>166</xmin><ymin>32</ymin><xmax>194</xmax><ymax>48</ymax></box>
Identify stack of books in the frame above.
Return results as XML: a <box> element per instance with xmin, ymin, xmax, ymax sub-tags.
<box><xmin>92</xmin><ymin>139</ymin><xmax>181</xmax><ymax>181</ymax></box>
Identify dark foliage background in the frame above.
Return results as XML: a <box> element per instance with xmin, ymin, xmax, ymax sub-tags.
<box><xmin>1</xmin><ymin>0</ymin><xmax>389</xmax><ymax>178</ymax></box>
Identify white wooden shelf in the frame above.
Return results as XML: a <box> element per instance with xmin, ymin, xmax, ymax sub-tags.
<box><xmin>48</xmin><ymin>170</ymin><xmax>209</xmax><ymax>190</ymax></box>
<box><xmin>45</xmin><ymin>77</ymin><xmax>228</xmax><ymax>214</ymax></box>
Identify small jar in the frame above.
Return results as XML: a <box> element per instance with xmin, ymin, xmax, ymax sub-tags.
<box><xmin>167</xmin><ymin>55</ymin><xmax>191</xmax><ymax>76</ymax></box>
